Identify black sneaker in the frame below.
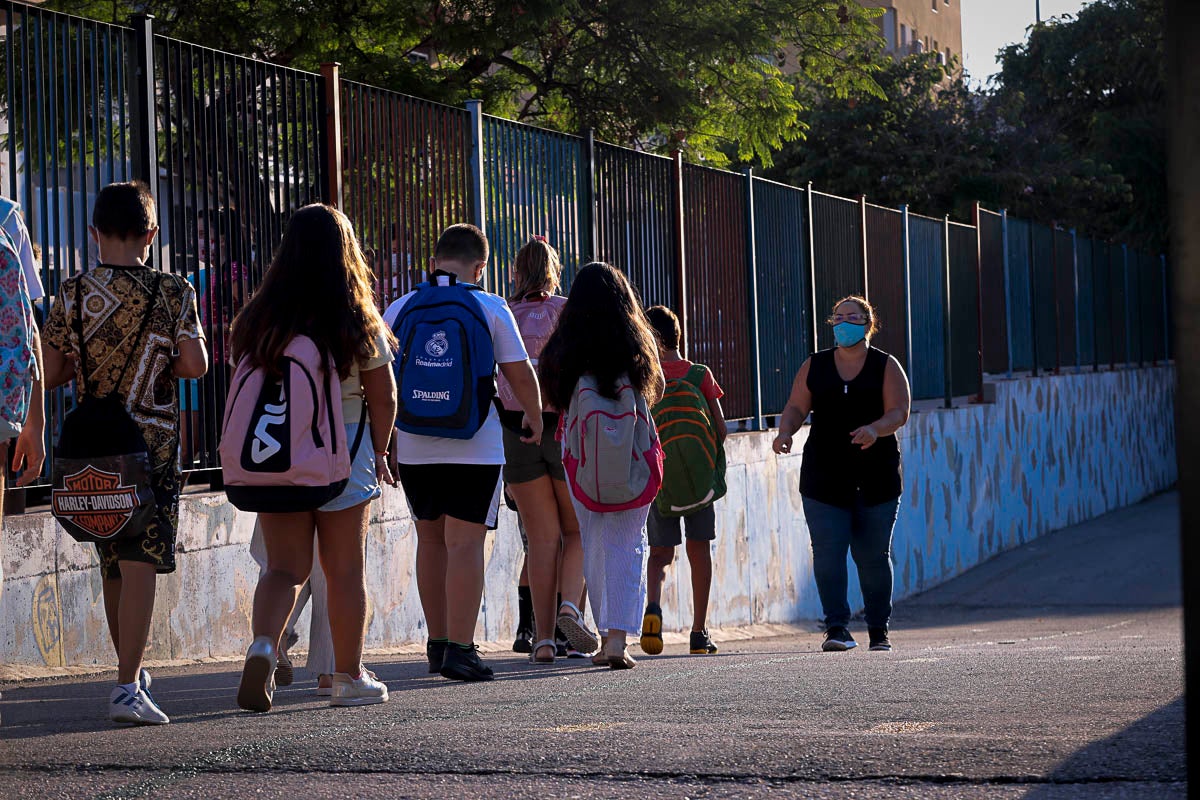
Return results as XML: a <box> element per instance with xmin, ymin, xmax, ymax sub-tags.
<box><xmin>512</xmin><ymin>626</ymin><xmax>533</xmax><ymax>654</ymax></box>
<box><xmin>426</xmin><ymin>640</ymin><xmax>448</xmax><ymax>674</ymax></box>
<box><xmin>440</xmin><ymin>644</ymin><xmax>495</xmax><ymax>682</ymax></box>
<box><xmin>689</xmin><ymin>630</ymin><xmax>718</xmax><ymax>655</ymax></box>
<box><xmin>868</xmin><ymin>627</ymin><xmax>892</xmax><ymax>652</ymax></box>
<box><xmin>822</xmin><ymin>626</ymin><xmax>857</xmax><ymax>651</ymax></box>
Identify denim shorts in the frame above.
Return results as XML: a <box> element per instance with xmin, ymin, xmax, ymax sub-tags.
<box><xmin>319</xmin><ymin>423</ymin><xmax>381</xmax><ymax>512</ymax></box>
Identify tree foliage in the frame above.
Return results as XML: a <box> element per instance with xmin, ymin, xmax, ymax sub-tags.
<box><xmin>47</xmin><ymin>0</ymin><xmax>886</xmax><ymax>167</ymax></box>
<box><xmin>764</xmin><ymin>0</ymin><xmax>1164</xmax><ymax>252</ymax></box>
<box><xmin>992</xmin><ymin>0</ymin><xmax>1164</xmax><ymax>251</ymax></box>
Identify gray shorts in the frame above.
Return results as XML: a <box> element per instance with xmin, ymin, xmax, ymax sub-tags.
<box><xmin>646</xmin><ymin>503</ymin><xmax>716</xmax><ymax>548</ymax></box>
<box><xmin>501</xmin><ymin>412</ymin><xmax>566</xmax><ymax>484</ymax></box>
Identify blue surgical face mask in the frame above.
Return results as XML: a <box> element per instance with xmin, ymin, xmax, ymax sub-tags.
<box><xmin>833</xmin><ymin>321</ymin><xmax>867</xmax><ymax>348</ymax></box>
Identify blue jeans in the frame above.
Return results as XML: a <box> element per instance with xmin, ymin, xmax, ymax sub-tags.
<box><xmin>802</xmin><ymin>494</ymin><xmax>900</xmax><ymax>630</ymax></box>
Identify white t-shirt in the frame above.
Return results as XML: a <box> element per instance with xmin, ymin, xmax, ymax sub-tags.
<box><xmin>382</xmin><ymin>275</ymin><xmax>528</xmax><ymax>465</ymax></box>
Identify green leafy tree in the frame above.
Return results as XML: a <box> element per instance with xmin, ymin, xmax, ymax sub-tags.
<box><xmin>765</xmin><ymin>53</ymin><xmax>1004</xmax><ymax>219</ymax></box>
<box><xmin>992</xmin><ymin>0</ymin><xmax>1164</xmax><ymax>251</ymax></box>
<box><xmin>764</xmin><ymin>0</ymin><xmax>1161</xmax><ymax>251</ymax></box>
<box><xmin>47</xmin><ymin>0</ymin><xmax>886</xmax><ymax>166</ymax></box>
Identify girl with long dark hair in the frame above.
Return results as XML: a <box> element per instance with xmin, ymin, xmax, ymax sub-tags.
<box><xmin>539</xmin><ymin>262</ymin><xmax>664</xmax><ymax>669</ymax></box>
<box><xmin>231</xmin><ymin>204</ymin><xmax>397</xmax><ymax>710</ymax></box>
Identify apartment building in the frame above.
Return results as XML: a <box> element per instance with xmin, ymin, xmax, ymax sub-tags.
<box><xmin>860</xmin><ymin>0</ymin><xmax>963</xmax><ymax>69</ymax></box>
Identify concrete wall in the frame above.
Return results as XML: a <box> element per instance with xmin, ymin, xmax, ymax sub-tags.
<box><xmin>0</xmin><ymin>367</ymin><xmax>1176</xmax><ymax>670</ymax></box>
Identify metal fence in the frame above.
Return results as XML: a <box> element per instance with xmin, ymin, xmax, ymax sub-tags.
<box><xmin>339</xmin><ymin>81</ymin><xmax>471</xmax><ymax>304</ymax></box>
<box><xmin>0</xmin><ymin>0</ymin><xmax>1173</xmax><ymax>495</ymax></box>
<box><xmin>155</xmin><ymin>35</ymin><xmax>325</xmax><ymax>472</ymax></box>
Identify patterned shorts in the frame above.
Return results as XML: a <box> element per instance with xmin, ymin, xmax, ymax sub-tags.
<box><xmin>95</xmin><ymin>466</ymin><xmax>181</xmax><ymax>580</ymax></box>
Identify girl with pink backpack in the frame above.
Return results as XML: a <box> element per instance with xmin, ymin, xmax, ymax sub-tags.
<box><xmin>497</xmin><ymin>238</ymin><xmax>594</xmax><ymax>665</ymax></box>
<box><xmin>538</xmin><ymin>262</ymin><xmax>664</xmax><ymax>669</ymax></box>
<box><xmin>225</xmin><ymin>205</ymin><xmax>398</xmax><ymax>711</ymax></box>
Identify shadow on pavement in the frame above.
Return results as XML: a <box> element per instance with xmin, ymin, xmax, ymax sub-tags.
<box><xmin>1022</xmin><ymin>697</ymin><xmax>1185</xmax><ymax>797</ymax></box>
<box><xmin>896</xmin><ymin>493</ymin><xmax>1181</xmax><ymax>627</ymax></box>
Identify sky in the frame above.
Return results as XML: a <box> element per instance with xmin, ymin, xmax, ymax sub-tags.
<box><xmin>960</xmin><ymin>0</ymin><xmax>1094</xmax><ymax>86</ymax></box>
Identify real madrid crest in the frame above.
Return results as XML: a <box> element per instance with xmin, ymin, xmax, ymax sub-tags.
<box><xmin>425</xmin><ymin>330</ymin><xmax>450</xmax><ymax>358</ymax></box>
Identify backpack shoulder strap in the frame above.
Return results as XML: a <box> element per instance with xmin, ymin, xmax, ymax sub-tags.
<box><xmin>683</xmin><ymin>363</ymin><xmax>708</xmax><ymax>388</ymax></box>
<box><xmin>109</xmin><ymin>272</ymin><xmax>165</xmax><ymax>398</ymax></box>
<box><xmin>72</xmin><ymin>277</ymin><xmax>91</xmax><ymax>398</ymax></box>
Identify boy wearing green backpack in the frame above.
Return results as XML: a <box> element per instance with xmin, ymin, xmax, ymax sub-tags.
<box><xmin>640</xmin><ymin>306</ymin><xmax>727</xmax><ymax>656</ymax></box>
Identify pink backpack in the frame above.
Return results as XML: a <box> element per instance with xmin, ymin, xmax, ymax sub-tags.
<box><xmin>219</xmin><ymin>336</ymin><xmax>361</xmax><ymax>511</ymax></box>
<box><xmin>497</xmin><ymin>293</ymin><xmax>566</xmax><ymax>412</ymax></box>
<box><xmin>562</xmin><ymin>374</ymin><xmax>663</xmax><ymax>513</ymax></box>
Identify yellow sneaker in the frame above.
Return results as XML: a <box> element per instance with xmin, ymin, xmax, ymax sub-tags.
<box><xmin>640</xmin><ymin>603</ymin><xmax>664</xmax><ymax>655</ymax></box>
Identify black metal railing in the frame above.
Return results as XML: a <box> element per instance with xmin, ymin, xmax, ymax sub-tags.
<box><xmin>0</xmin><ymin>0</ymin><xmax>1173</xmax><ymax>496</ymax></box>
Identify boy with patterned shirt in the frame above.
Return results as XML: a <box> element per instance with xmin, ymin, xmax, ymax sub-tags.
<box><xmin>42</xmin><ymin>182</ymin><xmax>208</xmax><ymax>724</ymax></box>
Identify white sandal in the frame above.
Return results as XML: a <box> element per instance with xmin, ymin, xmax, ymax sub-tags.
<box><xmin>556</xmin><ymin>600</ymin><xmax>599</xmax><ymax>654</ymax></box>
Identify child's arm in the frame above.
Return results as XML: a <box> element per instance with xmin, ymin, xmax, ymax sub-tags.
<box><xmin>173</xmin><ymin>337</ymin><xmax>209</xmax><ymax>379</ymax></box>
<box><xmin>705</xmin><ymin>394</ymin><xmax>728</xmax><ymax>444</ymax></box>
<box><xmin>702</xmin><ymin>367</ymin><xmax>728</xmax><ymax>443</ymax></box>
<box><xmin>361</xmin><ymin>363</ymin><xmax>397</xmax><ymax>486</ymax></box>
<box><xmin>12</xmin><ymin>326</ymin><xmax>45</xmax><ymax>486</ymax></box>
<box><xmin>497</xmin><ymin>359</ymin><xmax>543</xmax><ymax>445</ymax></box>
<box><xmin>173</xmin><ymin>281</ymin><xmax>210</xmax><ymax>379</ymax></box>
<box><xmin>42</xmin><ymin>343</ymin><xmax>75</xmax><ymax>390</ymax></box>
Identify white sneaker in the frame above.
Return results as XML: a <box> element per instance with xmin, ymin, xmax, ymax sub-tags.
<box><xmin>330</xmin><ymin>668</ymin><xmax>388</xmax><ymax>707</ymax></box>
<box><xmin>237</xmin><ymin>636</ymin><xmax>277</xmax><ymax>713</ymax></box>
<box><xmin>109</xmin><ymin>685</ymin><xmax>169</xmax><ymax>725</ymax></box>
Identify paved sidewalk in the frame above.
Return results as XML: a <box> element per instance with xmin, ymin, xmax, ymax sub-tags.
<box><xmin>0</xmin><ymin>493</ymin><xmax>1183</xmax><ymax>799</ymax></box>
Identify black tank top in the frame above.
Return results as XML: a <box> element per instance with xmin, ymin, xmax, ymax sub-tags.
<box><xmin>799</xmin><ymin>347</ymin><xmax>902</xmax><ymax>508</ymax></box>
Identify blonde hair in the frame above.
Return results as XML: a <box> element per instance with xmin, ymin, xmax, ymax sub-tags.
<box><xmin>511</xmin><ymin>238</ymin><xmax>562</xmax><ymax>300</ymax></box>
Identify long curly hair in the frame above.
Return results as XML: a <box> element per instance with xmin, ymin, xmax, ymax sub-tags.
<box><xmin>539</xmin><ymin>262</ymin><xmax>663</xmax><ymax>410</ymax></box>
<box><xmin>230</xmin><ymin>204</ymin><xmax>395</xmax><ymax>379</ymax></box>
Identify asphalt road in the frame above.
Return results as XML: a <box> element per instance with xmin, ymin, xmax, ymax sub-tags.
<box><xmin>0</xmin><ymin>492</ymin><xmax>1184</xmax><ymax>799</ymax></box>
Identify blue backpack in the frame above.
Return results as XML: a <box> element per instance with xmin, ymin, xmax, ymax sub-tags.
<box><xmin>392</xmin><ymin>276</ymin><xmax>496</xmax><ymax>439</ymax></box>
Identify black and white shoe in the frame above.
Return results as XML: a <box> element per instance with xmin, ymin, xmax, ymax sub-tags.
<box><xmin>868</xmin><ymin>627</ymin><xmax>892</xmax><ymax>652</ymax></box>
<box><xmin>822</xmin><ymin>626</ymin><xmax>857</xmax><ymax>651</ymax></box>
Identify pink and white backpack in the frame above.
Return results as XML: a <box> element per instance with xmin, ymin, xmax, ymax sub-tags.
<box><xmin>497</xmin><ymin>292</ymin><xmax>566</xmax><ymax>412</ymax></box>
<box><xmin>562</xmin><ymin>374</ymin><xmax>663</xmax><ymax>513</ymax></box>
<box><xmin>219</xmin><ymin>336</ymin><xmax>362</xmax><ymax>511</ymax></box>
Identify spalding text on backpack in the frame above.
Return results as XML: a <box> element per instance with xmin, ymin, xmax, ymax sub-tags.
<box><xmin>392</xmin><ymin>275</ymin><xmax>496</xmax><ymax>439</ymax></box>
<box><xmin>219</xmin><ymin>336</ymin><xmax>362</xmax><ymax>512</ymax></box>
<box><xmin>497</xmin><ymin>293</ymin><xmax>565</xmax><ymax>412</ymax></box>
<box><xmin>652</xmin><ymin>363</ymin><xmax>727</xmax><ymax>517</ymax></box>
<box><xmin>563</xmin><ymin>374</ymin><xmax>663</xmax><ymax>513</ymax></box>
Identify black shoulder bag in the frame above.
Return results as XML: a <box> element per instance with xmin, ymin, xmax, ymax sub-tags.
<box><xmin>51</xmin><ymin>273</ymin><xmax>162</xmax><ymax>543</ymax></box>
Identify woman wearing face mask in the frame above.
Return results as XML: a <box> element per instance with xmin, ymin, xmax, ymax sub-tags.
<box><xmin>772</xmin><ymin>296</ymin><xmax>911</xmax><ymax>653</ymax></box>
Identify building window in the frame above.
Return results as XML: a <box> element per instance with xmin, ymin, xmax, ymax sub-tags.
<box><xmin>931</xmin><ymin>0</ymin><xmax>938</xmax><ymax>10</ymax></box>
<box><xmin>880</xmin><ymin>9</ymin><xmax>897</xmax><ymax>52</ymax></box>
<box><xmin>938</xmin><ymin>50</ymin><xmax>946</xmax><ymax>66</ymax></box>
<box><xmin>900</xmin><ymin>23</ymin><xmax>908</xmax><ymax>47</ymax></box>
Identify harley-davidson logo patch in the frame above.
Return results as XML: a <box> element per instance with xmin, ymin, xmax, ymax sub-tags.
<box><xmin>51</xmin><ymin>466</ymin><xmax>139</xmax><ymax>539</ymax></box>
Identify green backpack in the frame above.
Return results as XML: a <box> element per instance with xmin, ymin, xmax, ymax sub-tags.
<box><xmin>651</xmin><ymin>363</ymin><xmax>727</xmax><ymax>517</ymax></box>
